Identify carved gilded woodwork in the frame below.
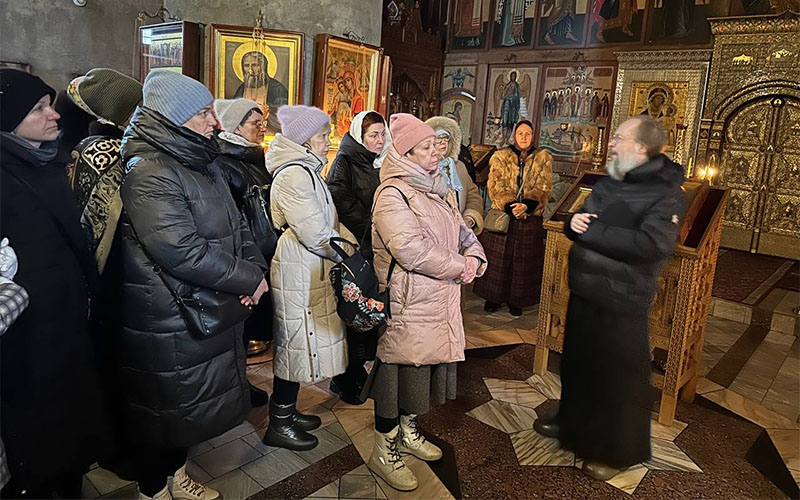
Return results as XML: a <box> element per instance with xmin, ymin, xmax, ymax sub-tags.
<box><xmin>698</xmin><ymin>11</ymin><xmax>800</xmax><ymax>259</ymax></box>
<box><xmin>611</xmin><ymin>50</ymin><xmax>712</xmax><ymax>166</ymax></box>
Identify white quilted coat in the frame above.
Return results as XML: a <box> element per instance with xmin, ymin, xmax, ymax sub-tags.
<box><xmin>266</xmin><ymin>134</ymin><xmax>354</xmax><ymax>383</ymax></box>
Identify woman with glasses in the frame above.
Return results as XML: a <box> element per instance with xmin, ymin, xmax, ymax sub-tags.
<box><xmin>473</xmin><ymin>120</ymin><xmax>553</xmax><ymax>317</ymax></box>
<box><xmin>214</xmin><ymin>98</ymin><xmax>274</xmax><ymax>408</ymax></box>
<box><xmin>425</xmin><ymin>116</ymin><xmax>484</xmax><ymax>235</ymax></box>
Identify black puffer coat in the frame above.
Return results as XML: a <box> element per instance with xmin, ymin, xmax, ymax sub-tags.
<box><xmin>565</xmin><ymin>155</ymin><xmax>686</xmax><ymax>313</ymax></box>
<box><xmin>216</xmin><ymin>135</ymin><xmax>274</xmax><ymax>344</ymax></box>
<box><xmin>118</xmin><ymin>107</ymin><xmax>267</xmax><ymax>448</ymax></box>
<box><xmin>328</xmin><ymin>132</ymin><xmax>381</xmax><ymax>260</ymax></box>
<box><xmin>217</xmin><ymin>137</ymin><xmax>273</xmax><ymax>202</ymax></box>
<box><xmin>0</xmin><ymin>135</ymin><xmax>111</xmax><ymax>489</ymax></box>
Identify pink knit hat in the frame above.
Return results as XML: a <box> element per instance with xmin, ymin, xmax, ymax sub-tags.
<box><xmin>277</xmin><ymin>105</ymin><xmax>331</xmax><ymax>145</ymax></box>
<box><xmin>390</xmin><ymin>113</ymin><xmax>435</xmax><ymax>155</ymax></box>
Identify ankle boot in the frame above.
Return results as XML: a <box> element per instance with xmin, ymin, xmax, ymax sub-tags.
<box><xmin>138</xmin><ymin>485</ymin><xmax>172</xmax><ymax>500</ymax></box>
<box><xmin>330</xmin><ymin>374</ymin><xmax>366</xmax><ymax>406</ymax></box>
<box><xmin>170</xmin><ymin>464</ymin><xmax>220</xmax><ymax>500</ymax></box>
<box><xmin>263</xmin><ymin>400</ymin><xmax>318</xmax><ymax>451</ymax></box>
<box><xmin>398</xmin><ymin>414</ymin><xmax>442</xmax><ymax>461</ymax></box>
<box><xmin>368</xmin><ymin>427</ymin><xmax>418</xmax><ymax>491</ymax></box>
<box><xmin>249</xmin><ymin>383</ymin><xmax>269</xmax><ymax>408</ymax></box>
<box><xmin>293</xmin><ymin>409</ymin><xmax>322</xmax><ymax>431</ymax></box>
<box><xmin>582</xmin><ymin>460</ymin><xmax>624</xmax><ymax>481</ymax></box>
<box><xmin>533</xmin><ymin>417</ymin><xmax>560</xmax><ymax>439</ymax></box>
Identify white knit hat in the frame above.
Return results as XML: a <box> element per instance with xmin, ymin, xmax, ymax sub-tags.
<box><xmin>214</xmin><ymin>98</ymin><xmax>261</xmax><ymax>133</ymax></box>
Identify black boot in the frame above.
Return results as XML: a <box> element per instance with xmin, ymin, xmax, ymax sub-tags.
<box><xmin>293</xmin><ymin>409</ymin><xmax>322</xmax><ymax>431</ymax></box>
<box><xmin>250</xmin><ymin>383</ymin><xmax>269</xmax><ymax>408</ymax></box>
<box><xmin>330</xmin><ymin>374</ymin><xmax>367</xmax><ymax>406</ymax></box>
<box><xmin>509</xmin><ymin>306</ymin><xmax>523</xmax><ymax>317</ymax></box>
<box><xmin>263</xmin><ymin>400</ymin><xmax>318</xmax><ymax>451</ymax></box>
<box><xmin>533</xmin><ymin>416</ymin><xmax>560</xmax><ymax>439</ymax></box>
<box><xmin>484</xmin><ymin>301</ymin><xmax>502</xmax><ymax>313</ymax></box>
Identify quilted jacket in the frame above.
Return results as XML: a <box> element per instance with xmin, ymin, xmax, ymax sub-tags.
<box><xmin>564</xmin><ymin>154</ymin><xmax>686</xmax><ymax>313</ymax></box>
<box><xmin>372</xmin><ymin>147</ymin><xmax>487</xmax><ymax>366</ymax></box>
<box><xmin>266</xmin><ymin>134</ymin><xmax>355</xmax><ymax>383</ymax></box>
<box><xmin>118</xmin><ymin>107</ymin><xmax>267</xmax><ymax>447</ymax></box>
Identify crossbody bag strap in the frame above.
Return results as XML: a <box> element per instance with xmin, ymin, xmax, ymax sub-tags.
<box><xmin>372</xmin><ymin>185</ymin><xmax>410</xmax><ymax>284</ymax></box>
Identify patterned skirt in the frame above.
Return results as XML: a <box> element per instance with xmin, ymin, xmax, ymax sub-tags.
<box><xmin>472</xmin><ymin>215</ymin><xmax>546</xmax><ymax>307</ymax></box>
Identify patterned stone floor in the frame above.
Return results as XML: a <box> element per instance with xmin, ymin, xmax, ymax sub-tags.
<box><xmin>466</xmin><ymin>374</ymin><xmax>701</xmax><ymax>496</ymax></box>
<box><xmin>82</xmin><ymin>284</ymin><xmax>798</xmax><ymax>499</ymax></box>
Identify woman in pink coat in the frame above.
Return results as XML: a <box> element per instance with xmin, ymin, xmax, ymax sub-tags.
<box><xmin>367</xmin><ymin>114</ymin><xmax>487</xmax><ymax>491</ymax></box>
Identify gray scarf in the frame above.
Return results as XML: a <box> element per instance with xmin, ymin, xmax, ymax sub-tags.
<box><xmin>1</xmin><ymin>132</ymin><xmax>59</xmax><ymax>167</ymax></box>
<box><xmin>404</xmin><ymin>173</ymin><xmax>450</xmax><ymax>199</ymax></box>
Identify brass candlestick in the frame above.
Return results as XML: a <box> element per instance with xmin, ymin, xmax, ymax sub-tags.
<box><xmin>591</xmin><ymin>125</ymin><xmax>606</xmax><ymax>171</ymax></box>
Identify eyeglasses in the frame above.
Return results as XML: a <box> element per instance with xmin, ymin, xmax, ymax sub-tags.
<box><xmin>242</xmin><ymin>119</ymin><xmax>265</xmax><ymax>128</ymax></box>
<box><xmin>611</xmin><ymin>134</ymin><xmax>637</xmax><ymax>143</ymax></box>
<box><xmin>435</xmin><ymin>136</ymin><xmax>450</xmax><ymax>144</ymax></box>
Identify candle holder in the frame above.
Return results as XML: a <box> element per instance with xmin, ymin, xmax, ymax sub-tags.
<box><xmin>591</xmin><ymin>124</ymin><xmax>606</xmax><ymax>171</ymax></box>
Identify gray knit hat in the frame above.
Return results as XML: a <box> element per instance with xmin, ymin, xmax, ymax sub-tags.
<box><xmin>142</xmin><ymin>70</ymin><xmax>213</xmax><ymax>126</ymax></box>
<box><xmin>277</xmin><ymin>105</ymin><xmax>330</xmax><ymax>145</ymax></box>
<box><xmin>78</xmin><ymin>68</ymin><xmax>142</xmax><ymax>127</ymax></box>
<box><xmin>214</xmin><ymin>98</ymin><xmax>261</xmax><ymax>133</ymax></box>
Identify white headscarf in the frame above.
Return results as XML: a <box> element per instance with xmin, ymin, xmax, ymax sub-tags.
<box><xmin>349</xmin><ymin>110</ymin><xmax>391</xmax><ymax>169</ymax></box>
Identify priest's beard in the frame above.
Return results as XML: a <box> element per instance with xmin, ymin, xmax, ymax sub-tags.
<box><xmin>605</xmin><ymin>155</ymin><xmax>641</xmax><ymax>181</ymax></box>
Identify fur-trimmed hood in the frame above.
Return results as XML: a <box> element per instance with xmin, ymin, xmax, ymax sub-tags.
<box><xmin>426</xmin><ymin>116</ymin><xmax>461</xmax><ymax>160</ymax></box>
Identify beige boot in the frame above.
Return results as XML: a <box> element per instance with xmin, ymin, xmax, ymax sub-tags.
<box><xmin>368</xmin><ymin>426</ymin><xmax>418</xmax><ymax>491</ymax></box>
<box><xmin>399</xmin><ymin>414</ymin><xmax>442</xmax><ymax>461</ymax></box>
<box><xmin>170</xmin><ymin>464</ymin><xmax>220</xmax><ymax>500</ymax></box>
<box><xmin>138</xmin><ymin>485</ymin><xmax>172</xmax><ymax>500</ymax></box>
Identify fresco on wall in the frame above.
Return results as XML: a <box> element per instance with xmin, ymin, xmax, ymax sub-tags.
<box><xmin>483</xmin><ymin>66</ymin><xmax>540</xmax><ymax>147</ymax></box>
<box><xmin>442</xmin><ymin>65</ymin><xmax>477</xmax><ymax>93</ymax></box>
<box><xmin>647</xmin><ymin>0</ymin><xmax>725</xmax><ymax>45</ymax></box>
<box><xmin>442</xmin><ymin>95</ymin><xmax>476</xmax><ymax>145</ymax></box>
<box><xmin>491</xmin><ymin>0</ymin><xmax>537</xmax><ymax>48</ymax></box>
<box><xmin>587</xmin><ymin>0</ymin><xmax>645</xmax><ymax>44</ymax></box>
<box><xmin>537</xmin><ymin>0</ymin><xmax>588</xmax><ymax>47</ymax></box>
<box><xmin>451</xmin><ymin>0</ymin><xmax>491</xmax><ymax>49</ymax></box>
<box><xmin>538</xmin><ymin>65</ymin><xmax>615</xmax><ymax>159</ymax></box>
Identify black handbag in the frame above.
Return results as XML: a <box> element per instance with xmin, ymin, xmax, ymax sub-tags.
<box><xmin>243</xmin><ymin>184</ymin><xmax>279</xmax><ymax>261</ymax></box>
<box><xmin>328</xmin><ymin>237</ymin><xmax>398</xmax><ymax>332</ymax></box>
<box><xmin>126</xmin><ymin>213</ymin><xmax>254</xmax><ymax>339</ymax></box>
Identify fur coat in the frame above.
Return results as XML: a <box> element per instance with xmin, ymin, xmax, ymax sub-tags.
<box><xmin>488</xmin><ymin>146</ymin><xmax>553</xmax><ymax>216</ymax></box>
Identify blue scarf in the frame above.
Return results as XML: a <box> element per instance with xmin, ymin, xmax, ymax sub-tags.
<box><xmin>438</xmin><ymin>157</ymin><xmax>463</xmax><ymax>192</ymax></box>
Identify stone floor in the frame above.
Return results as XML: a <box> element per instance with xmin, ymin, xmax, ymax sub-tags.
<box><xmin>83</xmin><ymin>284</ymin><xmax>799</xmax><ymax>500</ymax></box>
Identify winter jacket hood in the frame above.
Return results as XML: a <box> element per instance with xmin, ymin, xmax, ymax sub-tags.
<box><xmin>265</xmin><ymin>133</ymin><xmax>325</xmax><ymax>177</ymax></box>
<box><xmin>425</xmin><ymin>116</ymin><xmax>461</xmax><ymax>160</ymax></box>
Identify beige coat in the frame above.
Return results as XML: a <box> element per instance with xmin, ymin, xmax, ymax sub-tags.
<box><xmin>371</xmin><ymin>147</ymin><xmax>487</xmax><ymax>366</ymax></box>
<box><xmin>426</xmin><ymin>116</ymin><xmax>484</xmax><ymax>234</ymax></box>
<box><xmin>488</xmin><ymin>147</ymin><xmax>553</xmax><ymax>216</ymax></box>
<box><xmin>266</xmin><ymin>135</ymin><xmax>355</xmax><ymax>383</ymax></box>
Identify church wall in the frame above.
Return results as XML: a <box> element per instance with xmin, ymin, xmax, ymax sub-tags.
<box><xmin>1</xmin><ymin>0</ymin><xmax>382</xmax><ymax>103</ymax></box>
<box><xmin>163</xmin><ymin>0</ymin><xmax>383</xmax><ymax>103</ymax></box>
<box><xmin>1</xmin><ymin>0</ymin><xmax>162</xmax><ymax>89</ymax></box>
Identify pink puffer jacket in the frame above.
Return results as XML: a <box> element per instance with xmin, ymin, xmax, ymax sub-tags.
<box><xmin>371</xmin><ymin>147</ymin><xmax>487</xmax><ymax>366</ymax></box>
